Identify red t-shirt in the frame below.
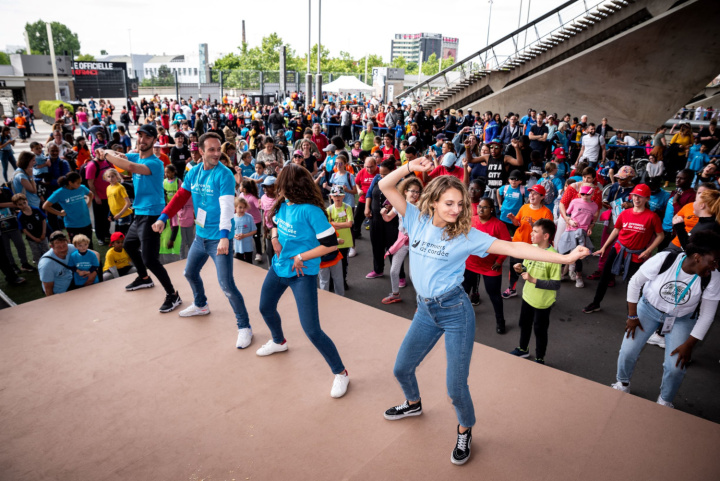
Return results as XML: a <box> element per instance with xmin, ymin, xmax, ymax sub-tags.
<box><xmin>311</xmin><ymin>134</ymin><xmax>329</xmax><ymax>161</ymax></box>
<box><xmin>466</xmin><ymin>216</ymin><xmax>510</xmax><ymax>275</ymax></box>
<box><xmin>428</xmin><ymin>165</ymin><xmax>465</xmax><ymax>183</ymax></box>
<box><xmin>613</xmin><ymin>208</ymin><xmax>662</xmax><ymax>262</ymax></box>
<box><xmin>381</xmin><ymin>145</ymin><xmax>400</xmax><ymax>161</ymax></box>
<box><xmin>355</xmin><ymin>168</ymin><xmax>377</xmax><ymax>203</ymax></box>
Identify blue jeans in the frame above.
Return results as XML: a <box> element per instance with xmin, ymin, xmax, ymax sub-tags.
<box><xmin>1</xmin><ymin>150</ymin><xmax>17</xmax><ymax>180</ymax></box>
<box><xmin>184</xmin><ymin>236</ymin><xmax>250</xmax><ymax>329</ymax></box>
<box><xmin>259</xmin><ymin>266</ymin><xmax>345</xmax><ymax>374</ymax></box>
<box><xmin>393</xmin><ymin>286</ymin><xmax>476</xmax><ymax>427</ymax></box>
<box><xmin>616</xmin><ymin>296</ymin><xmax>694</xmax><ymax>403</ymax></box>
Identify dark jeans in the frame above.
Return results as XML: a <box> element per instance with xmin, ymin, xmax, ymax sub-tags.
<box><xmin>592</xmin><ymin>247</ymin><xmax>641</xmax><ymax>306</ymax></box>
<box><xmin>92</xmin><ymin>198</ymin><xmax>110</xmax><ymax>242</ymax></box>
<box><xmin>124</xmin><ymin>214</ymin><xmax>175</xmax><ymax>294</ymax></box>
<box><xmin>0</xmin><ymin>232</ymin><xmax>21</xmax><ymax>281</ymax></box>
<box><xmin>507</xmin><ymin>256</ymin><xmax>522</xmax><ymax>290</ymax></box>
<box><xmin>352</xmin><ymin>201</ymin><xmax>366</xmax><ymax>239</ymax></box>
<box><xmin>369</xmin><ymin>216</ymin><xmax>405</xmax><ymax>278</ymax></box>
<box><xmin>462</xmin><ymin>270</ymin><xmax>505</xmax><ymax>326</ymax></box>
<box><xmin>66</xmin><ymin>224</ymin><xmax>94</xmax><ymax>249</ymax></box>
<box><xmin>259</xmin><ymin>266</ymin><xmax>345</xmax><ymax>374</ymax></box>
<box><xmin>518</xmin><ymin>299</ymin><xmax>552</xmax><ymax>359</ymax></box>
<box><xmin>253</xmin><ymin>222</ymin><xmax>262</xmax><ymax>256</ymax></box>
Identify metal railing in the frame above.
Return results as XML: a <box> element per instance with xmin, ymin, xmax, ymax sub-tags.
<box><xmin>397</xmin><ymin>0</ymin><xmax>628</xmax><ymax>103</ymax></box>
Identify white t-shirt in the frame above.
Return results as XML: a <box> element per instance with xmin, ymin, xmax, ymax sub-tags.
<box><xmin>580</xmin><ymin>134</ymin><xmax>605</xmax><ymax>162</ymax></box>
<box><xmin>627</xmin><ymin>251</ymin><xmax>720</xmax><ymax>340</ymax></box>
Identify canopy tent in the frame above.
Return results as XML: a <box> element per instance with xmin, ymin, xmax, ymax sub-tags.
<box><xmin>321</xmin><ymin>76</ymin><xmax>374</xmax><ymax>93</ymax></box>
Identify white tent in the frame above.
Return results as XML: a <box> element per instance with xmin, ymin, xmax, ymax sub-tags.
<box><xmin>322</xmin><ymin>75</ymin><xmax>374</xmax><ymax>93</ymax></box>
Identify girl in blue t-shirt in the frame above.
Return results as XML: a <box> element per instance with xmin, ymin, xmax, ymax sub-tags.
<box><xmin>43</xmin><ymin>172</ymin><xmax>95</xmax><ymax>247</ymax></box>
<box><xmin>497</xmin><ymin>171</ymin><xmax>525</xmax><ymax>235</ymax></box>
<box><xmin>256</xmin><ymin>163</ymin><xmax>350</xmax><ymax>399</ymax></box>
<box><xmin>233</xmin><ymin>197</ymin><xmax>256</xmax><ymax>264</ymax></box>
<box><xmin>377</xmin><ymin>157</ymin><xmax>590</xmax><ymax>466</ymax></box>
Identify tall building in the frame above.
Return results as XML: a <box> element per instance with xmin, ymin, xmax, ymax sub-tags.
<box><xmin>391</xmin><ymin>33</ymin><xmax>459</xmax><ymax>63</ymax></box>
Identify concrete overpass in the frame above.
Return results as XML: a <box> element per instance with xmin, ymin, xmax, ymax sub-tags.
<box><xmin>398</xmin><ymin>0</ymin><xmax>720</xmax><ymax>132</ymax></box>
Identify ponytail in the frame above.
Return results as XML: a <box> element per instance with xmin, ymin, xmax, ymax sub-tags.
<box><xmin>58</xmin><ymin>171</ymin><xmax>81</xmax><ymax>188</ymax></box>
<box><xmin>699</xmin><ymin>189</ymin><xmax>720</xmax><ymax>224</ymax></box>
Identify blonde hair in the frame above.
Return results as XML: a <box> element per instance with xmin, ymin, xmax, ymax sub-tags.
<box><xmin>699</xmin><ymin>189</ymin><xmax>720</xmax><ymax>224</ymax></box>
<box><xmin>103</xmin><ymin>168</ymin><xmax>122</xmax><ymax>182</ymax></box>
<box><xmin>72</xmin><ymin>234</ymin><xmax>91</xmax><ymax>246</ymax></box>
<box><xmin>234</xmin><ymin>197</ymin><xmax>249</xmax><ymax>208</ymax></box>
<box><xmin>416</xmin><ymin>176</ymin><xmax>472</xmax><ymax>240</ymax></box>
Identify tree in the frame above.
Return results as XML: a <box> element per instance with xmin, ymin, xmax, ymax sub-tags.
<box><xmin>391</xmin><ymin>55</ymin><xmax>407</xmax><ymax>70</ymax></box>
<box><xmin>100</xmin><ymin>49</ymin><xmax>108</xmax><ymax>55</ymax></box>
<box><xmin>25</xmin><ymin>20</ymin><xmax>81</xmax><ymax>56</ymax></box>
<box><xmin>157</xmin><ymin>64</ymin><xmax>174</xmax><ymax>86</ymax></box>
<box><xmin>0</xmin><ymin>52</ymin><xmax>9</xmax><ymax>65</ymax></box>
<box><xmin>76</xmin><ymin>54</ymin><xmax>95</xmax><ymax>61</ymax></box>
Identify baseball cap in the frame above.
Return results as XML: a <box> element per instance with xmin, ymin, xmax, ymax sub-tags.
<box><xmin>487</xmin><ymin>138</ymin><xmax>502</xmax><ymax>146</ymax></box>
<box><xmin>529</xmin><ymin>184</ymin><xmax>546</xmax><ymax>196</ymax></box>
<box><xmin>137</xmin><ymin>124</ymin><xmax>158</xmax><ymax>138</ymax></box>
<box><xmin>441</xmin><ymin>152</ymin><xmax>458</xmax><ymax>168</ymax></box>
<box><xmin>630</xmin><ymin>184</ymin><xmax>651</xmax><ymax>198</ymax></box>
<box><xmin>553</xmin><ymin>147</ymin><xmax>566</xmax><ymax>159</ymax></box>
<box><xmin>330</xmin><ymin>185</ymin><xmax>344</xmax><ymax>196</ymax></box>
<box><xmin>262</xmin><ymin>176</ymin><xmax>277</xmax><ymax>186</ymax></box>
<box><xmin>580</xmin><ymin>185</ymin><xmax>594</xmax><ymax>195</ymax></box>
<box><xmin>49</xmin><ymin>231</ymin><xmax>67</xmax><ymax>242</ymax></box>
<box><xmin>190</xmin><ymin>142</ymin><xmax>199</xmax><ymax>152</ymax></box>
<box><xmin>509</xmin><ymin>170</ymin><xmax>524</xmax><ymax>180</ymax></box>
<box><xmin>615</xmin><ymin>165</ymin><xmax>636</xmax><ymax>179</ymax></box>
<box><xmin>323</xmin><ymin>144</ymin><xmax>337</xmax><ymax>153</ymax></box>
<box><xmin>110</xmin><ymin>232</ymin><xmax>125</xmax><ymax>243</ymax></box>
<box><xmin>293</xmin><ymin>150</ymin><xmax>303</xmax><ymax>157</ymax></box>
<box><xmin>436</xmin><ymin>133</ymin><xmax>447</xmax><ymax>141</ymax></box>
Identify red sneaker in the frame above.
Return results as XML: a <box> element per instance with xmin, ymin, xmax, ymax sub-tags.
<box><xmin>586</xmin><ymin>270</ymin><xmax>602</xmax><ymax>280</ymax></box>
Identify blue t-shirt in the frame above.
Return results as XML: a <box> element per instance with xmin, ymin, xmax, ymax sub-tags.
<box><xmin>46</xmin><ymin>185</ymin><xmax>91</xmax><ymax>228</ymax></box>
<box><xmin>38</xmin><ymin>244</ymin><xmax>77</xmax><ymax>295</ymax></box>
<box><xmin>648</xmin><ymin>189</ymin><xmax>671</xmax><ymax>217</ymax></box>
<box><xmin>127</xmin><ymin>153</ymin><xmax>165</xmax><ymax>215</ymax></box>
<box><xmin>69</xmin><ymin>249</ymin><xmax>99</xmax><ymax>286</ymax></box>
<box><xmin>687</xmin><ymin>146</ymin><xmax>709</xmax><ymax>172</ymax></box>
<box><xmin>329</xmin><ymin>171</ymin><xmax>356</xmax><ymax>207</ymax></box>
<box><xmin>403</xmin><ymin>203</ymin><xmax>496</xmax><ymax>298</ymax></box>
<box><xmin>12</xmin><ymin>169</ymin><xmax>41</xmax><ymax>208</ymax></box>
<box><xmin>239</xmin><ymin>161</ymin><xmax>255</xmax><ymax>179</ymax></box>
<box><xmin>184</xmin><ymin>163</ymin><xmax>236</xmax><ymax>240</ymax></box>
<box><xmin>33</xmin><ymin>154</ymin><xmax>49</xmax><ymax>174</ymax></box>
<box><xmin>498</xmin><ymin>185</ymin><xmax>525</xmax><ymax>225</ymax></box>
<box><xmin>250</xmin><ymin>172</ymin><xmax>268</xmax><ymax>198</ymax></box>
<box><xmin>323</xmin><ymin>155</ymin><xmax>337</xmax><ymax>173</ymax></box>
<box><xmin>662</xmin><ymin>196</ymin><xmax>675</xmax><ymax>232</ymax></box>
<box><xmin>272</xmin><ymin>201</ymin><xmax>335</xmax><ymax>278</ymax></box>
<box><xmin>233</xmin><ymin>213</ymin><xmax>256</xmax><ymax>254</ymax></box>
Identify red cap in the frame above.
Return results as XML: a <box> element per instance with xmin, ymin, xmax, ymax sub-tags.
<box><xmin>110</xmin><ymin>232</ymin><xmax>125</xmax><ymax>243</ymax></box>
<box><xmin>553</xmin><ymin>147</ymin><xmax>566</xmax><ymax>159</ymax></box>
<box><xmin>630</xmin><ymin>184</ymin><xmax>651</xmax><ymax>198</ymax></box>
<box><xmin>529</xmin><ymin>184</ymin><xmax>546</xmax><ymax>196</ymax></box>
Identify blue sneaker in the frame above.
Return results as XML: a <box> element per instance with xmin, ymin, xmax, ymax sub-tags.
<box><xmin>509</xmin><ymin>347</ymin><xmax>530</xmax><ymax>358</ymax></box>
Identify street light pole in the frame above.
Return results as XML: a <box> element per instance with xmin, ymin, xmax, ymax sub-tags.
<box><xmin>128</xmin><ymin>29</ymin><xmax>134</xmax><ymax>78</ymax></box>
<box><xmin>46</xmin><ymin>22</ymin><xmax>61</xmax><ymax>100</ymax></box>
<box><xmin>306</xmin><ymin>0</ymin><xmax>312</xmax><ymax>105</ymax></box>
<box><xmin>485</xmin><ymin>0</ymin><xmax>493</xmax><ymax>68</ymax></box>
<box><xmin>315</xmin><ymin>0</ymin><xmax>322</xmax><ymax>103</ymax></box>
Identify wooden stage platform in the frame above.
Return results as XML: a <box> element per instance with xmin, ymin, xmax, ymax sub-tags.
<box><xmin>1</xmin><ymin>261</ymin><xmax>719</xmax><ymax>480</ymax></box>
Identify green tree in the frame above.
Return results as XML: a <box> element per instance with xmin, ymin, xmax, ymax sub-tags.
<box><xmin>76</xmin><ymin>53</ymin><xmax>95</xmax><ymax>61</ymax></box>
<box><xmin>157</xmin><ymin>64</ymin><xmax>174</xmax><ymax>86</ymax></box>
<box><xmin>422</xmin><ymin>53</ymin><xmax>439</xmax><ymax>76</ymax></box>
<box><xmin>25</xmin><ymin>20</ymin><xmax>81</xmax><ymax>56</ymax></box>
<box><xmin>391</xmin><ymin>55</ymin><xmax>407</xmax><ymax>70</ymax></box>
<box><xmin>100</xmin><ymin>49</ymin><xmax>108</xmax><ymax>55</ymax></box>
<box><xmin>0</xmin><ymin>52</ymin><xmax>10</xmax><ymax>65</ymax></box>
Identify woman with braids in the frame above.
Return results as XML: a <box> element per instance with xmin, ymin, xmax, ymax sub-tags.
<box><xmin>255</xmin><ymin>163</ymin><xmax>350</xmax><ymax>399</ymax></box>
<box><xmin>378</xmin><ymin>156</ymin><xmax>590</xmax><ymax>466</ymax></box>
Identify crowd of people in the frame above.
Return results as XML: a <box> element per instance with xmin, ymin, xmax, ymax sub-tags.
<box><xmin>2</xmin><ymin>91</ymin><xmax>720</xmax><ymax>466</ymax></box>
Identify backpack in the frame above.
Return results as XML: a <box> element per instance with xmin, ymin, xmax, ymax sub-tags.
<box><xmin>79</xmin><ymin>159</ymin><xmax>101</xmax><ymax>187</ymax></box>
<box><xmin>539</xmin><ymin>177</ymin><xmax>558</xmax><ymax>206</ymax></box>
<box><xmin>655</xmin><ymin>250</ymin><xmax>711</xmax><ymax>319</ymax></box>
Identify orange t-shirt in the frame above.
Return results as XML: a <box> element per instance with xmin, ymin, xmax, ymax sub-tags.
<box><xmin>671</xmin><ymin>202</ymin><xmax>698</xmax><ymax>247</ymax></box>
<box><xmin>512</xmin><ymin>204</ymin><xmax>554</xmax><ymax>244</ymax></box>
<box><xmin>159</xmin><ymin>153</ymin><xmax>170</xmax><ymax>167</ymax></box>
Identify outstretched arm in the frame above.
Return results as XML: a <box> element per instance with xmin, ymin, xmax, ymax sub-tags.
<box><xmin>487</xmin><ymin>239</ymin><xmax>590</xmax><ymax>265</ymax></box>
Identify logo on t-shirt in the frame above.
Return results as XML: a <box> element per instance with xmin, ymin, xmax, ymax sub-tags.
<box><xmin>412</xmin><ymin>240</ymin><xmax>449</xmax><ymax>260</ymax></box>
<box><xmin>659</xmin><ymin>281</ymin><xmax>691</xmax><ymax>305</ymax></box>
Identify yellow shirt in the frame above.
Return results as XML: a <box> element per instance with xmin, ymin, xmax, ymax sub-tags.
<box><xmin>106</xmin><ymin>183</ymin><xmax>133</xmax><ymax>218</ymax></box>
<box><xmin>104</xmin><ymin>248</ymin><xmax>132</xmax><ymax>272</ymax></box>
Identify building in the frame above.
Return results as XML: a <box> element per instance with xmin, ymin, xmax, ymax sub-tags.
<box><xmin>390</xmin><ymin>33</ymin><xmax>459</xmax><ymax>63</ymax></box>
<box><xmin>0</xmin><ymin>54</ymin><xmax>75</xmax><ymax>116</ymax></box>
<box><xmin>97</xmin><ymin>54</ymin><xmax>153</xmax><ymax>81</ymax></box>
<box><xmin>142</xmin><ymin>54</ymin><xmax>205</xmax><ymax>84</ymax></box>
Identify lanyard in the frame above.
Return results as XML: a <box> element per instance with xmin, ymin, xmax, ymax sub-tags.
<box><xmin>673</xmin><ymin>255</ymin><xmax>698</xmax><ymax>309</ymax></box>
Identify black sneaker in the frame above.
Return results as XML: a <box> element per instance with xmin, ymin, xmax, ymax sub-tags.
<box><xmin>582</xmin><ymin>302</ymin><xmax>601</xmax><ymax>314</ymax></box>
<box><xmin>496</xmin><ymin>323</ymin><xmax>506</xmax><ymax>335</ymax></box>
<box><xmin>509</xmin><ymin>347</ymin><xmax>530</xmax><ymax>358</ymax></box>
<box><xmin>159</xmin><ymin>291</ymin><xmax>182</xmax><ymax>313</ymax></box>
<box><xmin>125</xmin><ymin>276</ymin><xmax>155</xmax><ymax>291</ymax></box>
<box><xmin>20</xmin><ymin>262</ymin><xmax>36</xmax><ymax>272</ymax></box>
<box><xmin>470</xmin><ymin>293</ymin><xmax>481</xmax><ymax>306</ymax></box>
<box><xmin>451</xmin><ymin>425</ymin><xmax>472</xmax><ymax>465</ymax></box>
<box><xmin>535</xmin><ymin>358</ymin><xmax>545</xmax><ymax>365</ymax></box>
<box><xmin>384</xmin><ymin>399</ymin><xmax>423</xmax><ymax>420</ymax></box>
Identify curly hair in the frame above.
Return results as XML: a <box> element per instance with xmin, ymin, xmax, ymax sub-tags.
<box><xmin>416</xmin><ymin>175</ymin><xmax>472</xmax><ymax>240</ymax></box>
<box><xmin>398</xmin><ymin>176</ymin><xmax>422</xmax><ymax>197</ymax></box>
<box><xmin>271</xmin><ymin>163</ymin><xmax>325</xmax><ymax>219</ymax></box>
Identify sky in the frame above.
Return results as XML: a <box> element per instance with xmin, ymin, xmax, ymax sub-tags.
<box><xmin>1</xmin><ymin>0</ymin><xmax>571</xmax><ymax>63</ymax></box>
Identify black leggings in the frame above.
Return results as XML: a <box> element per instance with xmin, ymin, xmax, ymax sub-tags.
<box><xmin>462</xmin><ymin>270</ymin><xmax>505</xmax><ymax>325</ymax></box>
<box><xmin>369</xmin><ymin>216</ymin><xmax>405</xmax><ymax>278</ymax></box>
<box><xmin>253</xmin><ymin>222</ymin><xmax>262</xmax><ymax>255</ymax></box>
<box><xmin>508</xmin><ymin>256</ymin><xmax>522</xmax><ymax>290</ymax></box>
<box><xmin>592</xmin><ymin>247</ymin><xmax>641</xmax><ymax>306</ymax></box>
<box><xmin>124</xmin><ymin>214</ymin><xmax>175</xmax><ymax>294</ymax></box>
<box><xmin>519</xmin><ymin>299</ymin><xmax>552</xmax><ymax>359</ymax></box>
<box><xmin>235</xmin><ymin>252</ymin><xmax>253</xmax><ymax>264</ymax></box>
<box><xmin>352</xmin><ymin>201</ymin><xmax>366</xmax><ymax>239</ymax></box>
<box><xmin>66</xmin><ymin>224</ymin><xmax>94</xmax><ymax>249</ymax></box>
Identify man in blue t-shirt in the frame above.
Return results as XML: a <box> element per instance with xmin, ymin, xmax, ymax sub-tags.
<box><xmin>98</xmin><ymin>124</ymin><xmax>181</xmax><ymax>313</ymax></box>
<box><xmin>153</xmin><ymin>132</ymin><xmax>253</xmax><ymax>349</ymax></box>
<box><xmin>38</xmin><ymin>231</ymin><xmax>77</xmax><ymax>296</ymax></box>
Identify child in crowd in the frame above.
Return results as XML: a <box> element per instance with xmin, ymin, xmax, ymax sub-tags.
<box><xmin>259</xmin><ymin>176</ymin><xmax>277</xmax><ymax>264</ymax></box>
<box><xmin>686</xmin><ymin>141</ymin><xmax>710</xmax><ymax>173</ymax></box>
<box><xmin>503</xmin><ymin>184</ymin><xmax>554</xmax><ymax>299</ymax></box>
<box><xmin>103</xmin><ymin>232</ymin><xmax>136</xmax><ymax>281</ymax></box>
<box><xmin>318</xmin><ymin>231</ymin><xmax>345</xmax><ymax>297</ymax></box>
<box><xmin>526</xmin><ymin>151</ymin><xmax>544</xmax><ymax>188</ymax></box>
<box><xmin>30</xmin><ymin>141</ymin><xmax>50</xmax><ymax>179</ymax></box>
<box><xmin>176</xmin><ymin>187</ymin><xmax>195</xmax><ymax>260</ymax></box>
<box><xmin>509</xmin><ymin>219</ymin><xmax>562</xmax><ymax>364</ymax></box>
<box><xmin>542</xmin><ymin>162</ymin><xmax>564</xmax><ymax>216</ymax></box>
<box><xmin>248</xmin><ymin>161</ymin><xmax>268</xmax><ymax>198</ymax></box>
<box><xmin>645</xmin><ymin>153</ymin><xmax>665</xmax><ymax>182</ymax></box>
<box><xmin>497</xmin><ymin>170</ymin><xmax>525</xmax><ymax>236</ymax></box>
<box><xmin>42</xmin><ymin>172</ymin><xmax>94</xmax><ymax>246</ymax></box>
<box><xmin>233</xmin><ymin>197</ymin><xmax>256</xmax><ymax>264</ymax></box>
<box><xmin>73</xmin><ymin>137</ymin><xmax>91</xmax><ymax>168</ymax></box>
<box><xmin>104</xmin><ymin>168</ymin><xmax>133</xmax><ymax>236</ymax></box>
<box><xmin>398</xmin><ymin>139</ymin><xmax>410</xmax><ymax>164</ymax></box>
<box><xmin>159</xmin><ymin>165</ymin><xmax>181</xmax><ymax>264</ymax></box>
<box><xmin>69</xmin><ymin>234</ymin><xmax>100</xmax><ymax>287</ymax></box>
<box><xmin>13</xmin><ymin>193</ymin><xmax>48</xmax><ymax>266</ymax></box>
<box><xmin>557</xmin><ymin>185</ymin><xmax>599</xmax><ymax>288</ymax></box>
<box><xmin>236</xmin><ymin>151</ymin><xmax>255</xmax><ymax>181</ymax></box>
<box><xmin>239</xmin><ymin>179</ymin><xmax>263</xmax><ymax>263</ymax></box>
<box><xmin>327</xmin><ymin>184</ymin><xmax>355</xmax><ymax>292</ymax></box>
<box><xmin>351</xmin><ymin>141</ymin><xmax>362</xmax><ymax>160</ymax></box>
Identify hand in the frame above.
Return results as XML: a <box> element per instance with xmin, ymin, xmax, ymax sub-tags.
<box><xmin>108</xmin><ymin>216</ymin><xmax>114</xmax><ymax>222</ymax></box>
<box><xmin>624</xmin><ymin>317</ymin><xmax>644</xmax><ymax>339</ymax></box>
<box><xmin>59</xmin><ymin>210</ymin><xmax>67</xmax><ymax>217</ymax></box>
<box><xmin>365</xmin><ymin>209</ymin><xmax>372</xmax><ymax>218</ymax></box>
<box><xmin>638</xmin><ymin>249</ymin><xmax>652</xmax><ymax>261</ymax></box>
<box><xmin>521</xmin><ymin>272</ymin><xmax>536</xmax><ymax>284</ymax></box>
<box><xmin>566</xmin><ymin>245</ymin><xmax>591</xmax><ymax>263</ymax></box>
<box><xmin>408</xmin><ymin>156</ymin><xmax>434</xmax><ymax>173</ymax></box>
<box><xmin>672</xmin><ymin>215</ymin><xmax>684</xmax><ymax>225</ymax></box>
<box><xmin>76</xmin><ymin>270</ymin><xmax>89</xmax><ymax>277</ymax></box>
<box><xmin>94</xmin><ymin>197</ymin><xmax>101</xmax><ymax>205</ymax></box>
<box><xmin>272</xmin><ymin>237</ymin><xmax>282</xmax><ymax>257</ymax></box>
<box><xmin>292</xmin><ymin>254</ymin><xmax>306</xmax><ymax>276</ymax></box>
<box><xmin>506</xmin><ymin>213</ymin><xmax>516</xmax><ymax>221</ymax></box>
<box><xmin>216</xmin><ymin>237</ymin><xmax>229</xmax><ymax>256</ymax></box>
<box><xmin>622</xmin><ymin>201</ymin><xmax>633</xmax><ymax>209</ymax></box>
<box><xmin>568</xmin><ymin>219</ymin><xmax>578</xmax><ymax>228</ymax></box>
<box><xmin>151</xmin><ymin>220</ymin><xmax>166</xmax><ymax>233</ymax></box>
<box><xmin>670</xmin><ymin>339</ymin><xmax>695</xmax><ymax>369</ymax></box>
<box><xmin>338</xmin><ymin>238</ymin><xmax>345</xmax><ymax>245</ymax></box>
<box><xmin>513</xmin><ymin>263</ymin><xmax>524</xmax><ymax>274</ymax></box>
<box><xmin>511</xmin><ymin>138</ymin><xmax>520</xmax><ymax>148</ymax></box>
<box><xmin>234</xmin><ymin>234</ymin><xmax>242</xmax><ymax>240</ymax></box>
<box><xmin>593</xmin><ymin>247</ymin><xmax>606</xmax><ymax>257</ymax></box>
<box><xmin>491</xmin><ymin>262</ymin><xmax>502</xmax><ymax>271</ymax></box>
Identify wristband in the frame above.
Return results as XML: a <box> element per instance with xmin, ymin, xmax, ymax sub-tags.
<box><xmin>271</xmin><ymin>235</ymin><xmax>278</xmax><ymax>239</ymax></box>
<box><xmin>627</xmin><ymin>315</ymin><xmax>639</xmax><ymax>320</ymax></box>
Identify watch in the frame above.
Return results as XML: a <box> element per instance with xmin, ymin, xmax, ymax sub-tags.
<box><xmin>295</xmin><ymin>254</ymin><xmax>303</xmax><ymax>262</ymax></box>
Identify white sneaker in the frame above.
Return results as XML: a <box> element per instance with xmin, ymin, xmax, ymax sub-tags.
<box><xmin>575</xmin><ymin>276</ymin><xmax>584</xmax><ymax>288</ymax></box>
<box><xmin>256</xmin><ymin>339</ymin><xmax>288</xmax><ymax>356</ymax></box>
<box><xmin>236</xmin><ymin>327</ymin><xmax>253</xmax><ymax>349</ymax></box>
<box><xmin>348</xmin><ymin>247</ymin><xmax>357</xmax><ymax>258</ymax></box>
<box><xmin>179</xmin><ymin>303</ymin><xmax>211</xmax><ymax>317</ymax></box>
<box><xmin>647</xmin><ymin>332</ymin><xmax>666</xmax><ymax>349</ymax></box>
<box><xmin>656</xmin><ymin>395</ymin><xmax>674</xmax><ymax>408</ymax></box>
<box><xmin>255</xmin><ymin>254</ymin><xmax>263</xmax><ymax>262</ymax></box>
<box><xmin>330</xmin><ymin>371</ymin><xmax>350</xmax><ymax>398</ymax></box>
<box><xmin>611</xmin><ymin>381</ymin><xmax>630</xmax><ymax>393</ymax></box>
<box><xmin>569</xmin><ymin>266</ymin><xmax>577</xmax><ymax>281</ymax></box>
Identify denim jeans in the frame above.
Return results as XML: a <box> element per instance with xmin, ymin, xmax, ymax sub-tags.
<box><xmin>259</xmin><ymin>266</ymin><xmax>345</xmax><ymax>374</ymax></box>
<box><xmin>184</xmin><ymin>235</ymin><xmax>250</xmax><ymax>329</ymax></box>
<box><xmin>393</xmin><ymin>286</ymin><xmax>476</xmax><ymax>428</ymax></box>
<box><xmin>616</xmin><ymin>296</ymin><xmax>695</xmax><ymax>403</ymax></box>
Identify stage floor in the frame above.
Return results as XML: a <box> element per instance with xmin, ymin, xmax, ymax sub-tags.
<box><xmin>1</xmin><ymin>261</ymin><xmax>719</xmax><ymax>480</ymax></box>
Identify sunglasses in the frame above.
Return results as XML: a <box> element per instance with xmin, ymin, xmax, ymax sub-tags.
<box><xmin>581</xmin><ymin>193</ymin><xmax>592</xmax><ymax>196</ymax></box>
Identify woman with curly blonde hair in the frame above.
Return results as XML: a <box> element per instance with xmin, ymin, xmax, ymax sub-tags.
<box><xmin>378</xmin><ymin>156</ymin><xmax>590</xmax><ymax>466</ymax></box>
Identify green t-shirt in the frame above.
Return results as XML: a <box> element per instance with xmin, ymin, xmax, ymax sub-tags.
<box><xmin>522</xmin><ymin>245</ymin><xmax>561</xmax><ymax>309</ymax></box>
<box><xmin>326</xmin><ymin>203</ymin><xmax>354</xmax><ymax>249</ymax></box>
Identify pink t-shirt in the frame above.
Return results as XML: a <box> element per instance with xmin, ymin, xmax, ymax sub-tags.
<box><xmin>85</xmin><ymin>159</ymin><xmax>112</xmax><ymax>199</ymax></box>
<box><xmin>76</xmin><ymin>111</ymin><xmax>88</xmax><ymax>123</ymax></box>
<box><xmin>241</xmin><ymin>193</ymin><xmax>261</xmax><ymax>223</ymax></box>
<box><xmin>260</xmin><ymin>194</ymin><xmax>276</xmax><ymax>229</ymax></box>
<box><xmin>566</xmin><ymin>198</ymin><xmax>598</xmax><ymax>231</ymax></box>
